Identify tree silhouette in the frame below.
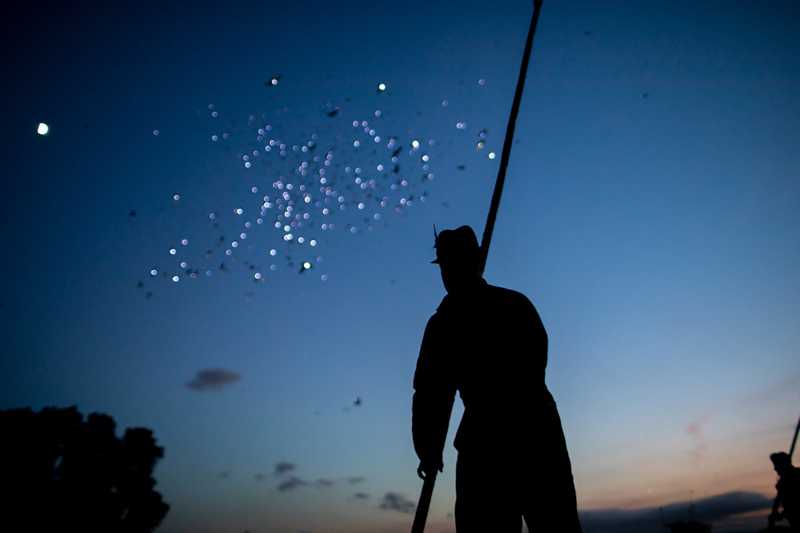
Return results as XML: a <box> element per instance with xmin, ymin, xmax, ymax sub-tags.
<box><xmin>0</xmin><ymin>406</ymin><xmax>169</xmax><ymax>532</ymax></box>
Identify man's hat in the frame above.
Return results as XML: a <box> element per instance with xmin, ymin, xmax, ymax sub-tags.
<box><xmin>432</xmin><ymin>225</ymin><xmax>481</xmax><ymax>265</ymax></box>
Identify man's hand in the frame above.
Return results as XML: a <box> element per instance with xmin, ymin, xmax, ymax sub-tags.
<box><xmin>417</xmin><ymin>459</ymin><xmax>443</xmax><ymax>480</ymax></box>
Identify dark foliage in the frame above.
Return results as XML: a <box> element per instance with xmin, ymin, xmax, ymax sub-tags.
<box><xmin>0</xmin><ymin>406</ymin><xmax>169</xmax><ymax>532</ymax></box>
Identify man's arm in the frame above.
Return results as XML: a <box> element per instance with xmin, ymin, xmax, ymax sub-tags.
<box><xmin>412</xmin><ymin>314</ymin><xmax>456</xmax><ymax>477</ymax></box>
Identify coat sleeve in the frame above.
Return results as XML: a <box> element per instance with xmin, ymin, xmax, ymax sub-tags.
<box><xmin>412</xmin><ymin>314</ymin><xmax>456</xmax><ymax>466</ymax></box>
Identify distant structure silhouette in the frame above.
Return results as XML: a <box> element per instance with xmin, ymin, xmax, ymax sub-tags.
<box><xmin>663</xmin><ymin>503</ymin><xmax>711</xmax><ymax>533</ymax></box>
<box><xmin>664</xmin><ymin>521</ymin><xmax>711</xmax><ymax>533</ymax></box>
<box><xmin>769</xmin><ymin>451</ymin><xmax>799</xmax><ymax>531</ymax></box>
<box><xmin>0</xmin><ymin>405</ymin><xmax>169</xmax><ymax>532</ymax></box>
<box><xmin>412</xmin><ymin>225</ymin><xmax>582</xmax><ymax>532</ymax></box>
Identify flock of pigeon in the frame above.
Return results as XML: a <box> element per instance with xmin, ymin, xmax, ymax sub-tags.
<box><xmin>135</xmin><ymin>77</ymin><xmax>497</xmax><ymax>299</ymax></box>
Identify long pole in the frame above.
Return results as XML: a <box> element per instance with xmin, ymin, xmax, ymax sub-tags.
<box><xmin>789</xmin><ymin>415</ymin><xmax>800</xmax><ymax>460</ymax></box>
<box><xmin>410</xmin><ymin>472</ymin><xmax>437</xmax><ymax>533</ymax></box>
<box><xmin>479</xmin><ymin>0</ymin><xmax>544</xmax><ymax>274</ymax></box>
<box><xmin>411</xmin><ymin>2</ymin><xmax>545</xmax><ymax>532</ymax></box>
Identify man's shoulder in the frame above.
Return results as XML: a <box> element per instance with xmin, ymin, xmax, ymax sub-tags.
<box><xmin>427</xmin><ymin>298</ymin><xmax>449</xmax><ymax>326</ymax></box>
<box><xmin>486</xmin><ymin>284</ymin><xmax>534</xmax><ymax>307</ymax></box>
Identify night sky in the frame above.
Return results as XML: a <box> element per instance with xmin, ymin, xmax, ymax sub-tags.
<box><xmin>3</xmin><ymin>1</ymin><xmax>799</xmax><ymax>532</ymax></box>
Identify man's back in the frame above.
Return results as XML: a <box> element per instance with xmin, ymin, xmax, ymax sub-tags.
<box><xmin>414</xmin><ymin>281</ymin><xmax>565</xmax><ymax>457</ymax></box>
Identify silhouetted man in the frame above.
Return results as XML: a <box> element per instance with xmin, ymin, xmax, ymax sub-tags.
<box><xmin>412</xmin><ymin>225</ymin><xmax>582</xmax><ymax>532</ymax></box>
<box><xmin>769</xmin><ymin>452</ymin><xmax>799</xmax><ymax>531</ymax></box>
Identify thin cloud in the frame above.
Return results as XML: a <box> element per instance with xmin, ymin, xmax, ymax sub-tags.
<box><xmin>277</xmin><ymin>476</ymin><xmax>307</xmax><ymax>492</ymax></box>
<box><xmin>254</xmin><ymin>473</ymin><xmax>267</xmax><ymax>482</ymax></box>
<box><xmin>274</xmin><ymin>461</ymin><xmax>297</xmax><ymax>476</ymax></box>
<box><xmin>347</xmin><ymin>476</ymin><xmax>366</xmax><ymax>485</ymax></box>
<box><xmin>686</xmin><ymin>418</ymin><xmax>706</xmax><ymax>436</ymax></box>
<box><xmin>186</xmin><ymin>368</ymin><xmax>241</xmax><ymax>391</ymax></box>
<box><xmin>378</xmin><ymin>492</ymin><xmax>416</xmax><ymax>514</ymax></box>
<box><xmin>217</xmin><ymin>470</ymin><xmax>230</xmax><ymax>479</ymax></box>
<box><xmin>686</xmin><ymin>415</ymin><xmax>711</xmax><ymax>463</ymax></box>
<box><xmin>315</xmin><ymin>478</ymin><xmax>335</xmax><ymax>488</ymax></box>
<box><xmin>353</xmin><ymin>492</ymin><xmax>370</xmax><ymax>500</ymax></box>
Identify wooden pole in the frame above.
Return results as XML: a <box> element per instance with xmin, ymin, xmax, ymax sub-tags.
<box><xmin>410</xmin><ymin>472</ymin><xmax>437</xmax><ymax>533</ymax></box>
<box><xmin>411</xmin><ymin>1</ymin><xmax>545</xmax><ymax>531</ymax></box>
<box><xmin>479</xmin><ymin>0</ymin><xmax>544</xmax><ymax>274</ymax></box>
<box><xmin>789</xmin><ymin>415</ymin><xmax>800</xmax><ymax>460</ymax></box>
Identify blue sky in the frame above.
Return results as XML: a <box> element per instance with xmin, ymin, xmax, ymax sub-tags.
<box><xmin>3</xmin><ymin>1</ymin><xmax>799</xmax><ymax>532</ymax></box>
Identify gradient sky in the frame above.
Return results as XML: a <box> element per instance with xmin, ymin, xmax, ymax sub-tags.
<box><xmin>3</xmin><ymin>1</ymin><xmax>799</xmax><ymax>532</ymax></box>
